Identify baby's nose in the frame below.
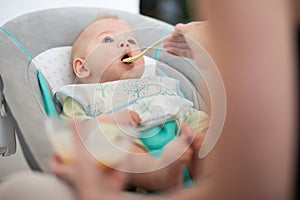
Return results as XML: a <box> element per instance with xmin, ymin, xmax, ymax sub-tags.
<box><xmin>118</xmin><ymin>41</ymin><xmax>130</xmax><ymax>48</ymax></box>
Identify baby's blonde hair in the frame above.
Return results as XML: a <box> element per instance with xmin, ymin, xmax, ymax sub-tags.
<box><xmin>71</xmin><ymin>13</ymin><xmax>120</xmax><ymax>61</ymax></box>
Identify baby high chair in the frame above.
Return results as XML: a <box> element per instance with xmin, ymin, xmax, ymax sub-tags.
<box><xmin>0</xmin><ymin>7</ymin><xmax>209</xmax><ymax>173</ymax></box>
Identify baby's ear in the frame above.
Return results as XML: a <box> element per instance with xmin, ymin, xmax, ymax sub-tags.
<box><xmin>73</xmin><ymin>58</ymin><xmax>90</xmax><ymax>79</ymax></box>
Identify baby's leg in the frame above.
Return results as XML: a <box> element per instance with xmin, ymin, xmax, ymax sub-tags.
<box><xmin>179</xmin><ymin>109</ymin><xmax>210</xmax><ymax>134</ymax></box>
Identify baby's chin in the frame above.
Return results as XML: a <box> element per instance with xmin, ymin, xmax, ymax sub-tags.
<box><xmin>120</xmin><ymin>68</ymin><xmax>145</xmax><ymax>80</ymax></box>
<box><xmin>120</xmin><ymin>72</ymin><xmax>143</xmax><ymax>80</ymax></box>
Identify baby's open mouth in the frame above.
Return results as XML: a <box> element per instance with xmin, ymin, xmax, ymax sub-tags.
<box><xmin>121</xmin><ymin>52</ymin><xmax>133</xmax><ymax>64</ymax></box>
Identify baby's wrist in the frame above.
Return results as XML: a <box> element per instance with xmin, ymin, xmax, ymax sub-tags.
<box><xmin>96</xmin><ymin>114</ymin><xmax>114</xmax><ymax>123</ymax></box>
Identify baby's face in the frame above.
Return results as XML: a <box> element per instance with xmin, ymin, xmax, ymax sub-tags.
<box><xmin>82</xmin><ymin>18</ymin><xmax>145</xmax><ymax>83</ymax></box>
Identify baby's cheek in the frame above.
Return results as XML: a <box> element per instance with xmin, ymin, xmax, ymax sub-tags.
<box><xmin>103</xmin><ymin>66</ymin><xmax>123</xmax><ymax>80</ymax></box>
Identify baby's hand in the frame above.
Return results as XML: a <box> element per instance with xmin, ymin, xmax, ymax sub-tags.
<box><xmin>97</xmin><ymin>109</ymin><xmax>141</xmax><ymax>127</ymax></box>
<box><xmin>127</xmin><ymin>110</ymin><xmax>141</xmax><ymax>126</ymax></box>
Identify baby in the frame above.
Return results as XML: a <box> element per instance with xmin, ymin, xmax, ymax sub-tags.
<box><xmin>55</xmin><ymin>15</ymin><xmax>210</xmax><ymax>191</ymax></box>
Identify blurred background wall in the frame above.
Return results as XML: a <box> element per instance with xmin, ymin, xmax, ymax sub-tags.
<box><xmin>140</xmin><ymin>0</ymin><xmax>203</xmax><ymax>25</ymax></box>
<box><xmin>0</xmin><ymin>0</ymin><xmax>139</xmax><ymax>25</ymax></box>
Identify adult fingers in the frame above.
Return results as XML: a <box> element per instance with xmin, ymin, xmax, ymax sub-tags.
<box><xmin>180</xmin><ymin>123</ymin><xmax>198</xmax><ymax>141</ymax></box>
<box><xmin>180</xmin><ymin>123</ymin><xmax>207</xmax><ymax>152</ymax></box>
<box><xmin>164</xmin><ymin>47</ymin><xmax>194</xmax><ymax>58</ymax></box>
<box><xmin>50</xmin><ymin>153</ymin><xmax>76</xmax><ymax>184</ymax></box>
<box><xmin>162</xmin><ymin>40</ymin><xmax>190</xmax><ymax>50</ymax></box>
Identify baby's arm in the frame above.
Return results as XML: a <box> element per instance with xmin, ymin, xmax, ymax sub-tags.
<box><xmin>96</xmin><ymin>109</ymin><xmax>141</xmax><ymax>127</ymax></box>
<box><xmin>61</xmin><ymin>97</ymin><xmax>141</xmax><ymax>127</ymax></box>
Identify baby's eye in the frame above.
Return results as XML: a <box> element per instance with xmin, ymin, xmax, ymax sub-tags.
<box><xmin>128</xmin><ymin>39</ymin><xmax>136</xmax><ymax>45</ymax></box>
<box><xmin>103</xmin><ymin>37</ymin><xmax>114</xmax><ymax>43</ymax></box>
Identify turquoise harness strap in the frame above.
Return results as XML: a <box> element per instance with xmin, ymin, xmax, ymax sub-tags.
<box><xmin>154</xmin><ymin>26</ymin><xmax>185</xmax><ymax>99</ymax></box>
<box><xmin>0</xmin><ymin>27</ymin><xmax>57</xmax><ymax>116</ymax></box>
<box><xmin>140</xmin><ymin>121</ymin><xmax>192</xmax><ymax>185</ymax></box>
<box><xmin>155</xmin><ymin>26</ymin><xmax>170</xmax><ymax>78</ymax></box>
<box><xmin>154</xmin><ymin>25</ymin><xmax>168</xmax><ymax>60</ymax></box>
<box><xmin>37</xmin><ymin>70</ymin><xmax>58</xmax><ymax>116</ymax></box>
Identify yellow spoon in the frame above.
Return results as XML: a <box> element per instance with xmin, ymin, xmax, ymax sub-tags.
<box><xmin>122</xmin><ymin>36</ymin><xmax>168</xmax><ymax>63</ymax></box>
